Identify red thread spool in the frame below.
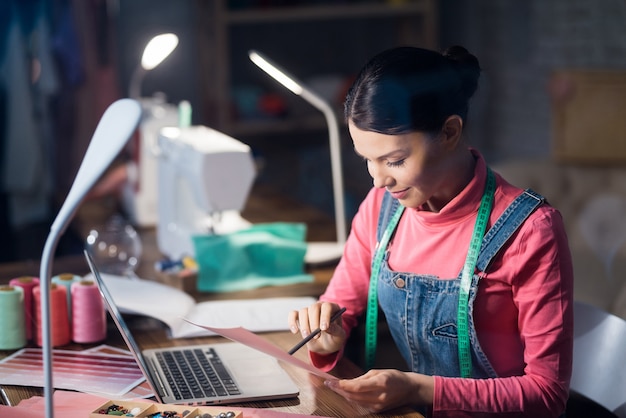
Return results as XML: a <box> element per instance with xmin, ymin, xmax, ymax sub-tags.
<box><xmin>33</xmin><ymin>283</ymin><xmax>71</xmax><ymax>347</ymax></box>
<box><xmin>71</xmin><ymin>280</ymin><xmax>107</xmax><ymax>343</ymax></box>
<box><xmin>9</xmin><ymin>276</ymin><xmax>40</xmax><ymax>341</ymax></box>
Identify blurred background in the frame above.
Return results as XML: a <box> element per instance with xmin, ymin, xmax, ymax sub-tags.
<box><xmin>1</xmin><ymin>0</ymin><xmax>626</xmax><ymax>317</ymax></box>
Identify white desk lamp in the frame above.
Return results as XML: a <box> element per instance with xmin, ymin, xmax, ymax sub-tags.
<box><xmin>125</xmin><ymin>33</ymin><xmax>179</xmax><ymax>226</ymax></box>
<box><xmin>129</xmin><ymin>33</ymin><xmax>179</xmax><ymax>99</ymax></box>
<box><xmin>39</xmin><ymin>99</ymin><xmax>142</xmax><ymax>418</ymax></box>
<box><xmin>248</xmin><ymin>50</ymin><xmax>347</xmax><ymax>264</ymax></box>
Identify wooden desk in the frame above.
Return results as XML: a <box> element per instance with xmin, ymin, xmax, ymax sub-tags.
<box><xmin>0</xmin><ymin>257</ymin><xmax>422</xmax><ymax>417</ymax></box>
<box><xmin>0</xmin><ymin>312</ymin><xmax>422</xmax><ymax>417</ymax></box>
<box><xmin>0</xmin><ymin>186</ymin><xmax>423</xmax><ymax>417</ymax></box>
<box><xmin>0</xmin><ymin>253</ymin><xmax>422</xmax><ymax>417</ymax></box>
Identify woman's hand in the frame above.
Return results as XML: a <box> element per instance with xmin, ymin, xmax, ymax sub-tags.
<box><xmin>325</xmin><ymin>369</ymin><xmax>434</xmax><ymax>413</ymax></box>
<box><xmin>288</xmin><ymin>301</ymin><xmax>347</xmax><ymax>355</ymax></box>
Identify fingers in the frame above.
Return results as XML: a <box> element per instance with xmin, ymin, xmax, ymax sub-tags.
<box><xmin>327</xmin><ymin>371</ymin><xmax>379</xmax><ymax>395</ymax></box>
<box><xmin>288</xmin><ymin>309</ymin><xmax>299</xmax><ymax>334</ymax></box>
<box><xmin>288</xmin><ymin>302</ymin><xmax>347</xmax><ymax>355</ymax></box>
<box><xmin>325</xmin><ymin>378</ymin><xmax>384</xmax><ymax>410</ymax></box>
<box><xmin>325</xmin><ymin>370</ymin><xmax>428</xmax><ymax>413</ymax></box>
<box><xmin>288</xmin><ymin>302</ymin><xmax>339</xmax><ymax>337</ymax></box>
<box><xmin>299</xmin><ymin>304</ymin><xmax>319</xmax><ymax>337</ymax></box>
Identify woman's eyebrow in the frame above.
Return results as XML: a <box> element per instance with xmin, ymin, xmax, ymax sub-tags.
<box><xmin>354</xmin><ymin>148</ymin><xmax>408</xmax><ymax>161</ymax></box>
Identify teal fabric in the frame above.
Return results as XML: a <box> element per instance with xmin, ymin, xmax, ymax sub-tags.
<box><xmin>192</xmin><ymin>222</ymin><xmax>313</xmax><ymax>292</ymax></box>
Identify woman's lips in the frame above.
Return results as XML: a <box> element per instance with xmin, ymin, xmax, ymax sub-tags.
<box><xmin>389</xmin><ymin>188</ymin><xmax>409</xmax><ymax>200</ymax></box>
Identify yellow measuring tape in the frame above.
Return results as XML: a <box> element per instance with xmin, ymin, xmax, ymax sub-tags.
<box><xmin>365</xmin><ymin>168</ymin><xmax>495</xmax><ymax>375</ymax></box>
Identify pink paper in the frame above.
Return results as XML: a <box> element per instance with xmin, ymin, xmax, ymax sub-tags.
<box><xmin>182</xmin><ymin>318</ymin><xmax>337</xmax><ymax>381</ymax></box>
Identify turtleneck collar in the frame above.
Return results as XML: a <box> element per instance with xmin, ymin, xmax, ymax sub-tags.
<box><xmin>412</xmin><ymin>148</ymin><xmax>488</xmax><ymax>226</ymax></box>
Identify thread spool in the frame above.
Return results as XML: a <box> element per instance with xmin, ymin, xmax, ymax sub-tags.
<box><xmin>33</xmin><ymin>283</ymin><xmax>70</xmax><ymax>347</ymax></box>
<box><xmin>71</xmin><ymin>280</ymin><xmax>107</xmax><ymax>343</ymax></box>
<box><xmin>8</xmin><ymin>276</ymin><xmax>39</xmax><ymax>341</ymax></box>
<box><xmin>52</xmin><ymin>273</ymin><xmax>81</xmax><ymax>325</ymax></box>
<box><xmin>0</xmin><ymin>285</ymin><xmax>27</xmax><ymax>350</ymax></box>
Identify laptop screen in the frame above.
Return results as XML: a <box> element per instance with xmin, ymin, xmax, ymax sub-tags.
<box><xmin>84</xmin><ymin>249</ymin><xmax>163</xmax><ymax>400</ymax></box>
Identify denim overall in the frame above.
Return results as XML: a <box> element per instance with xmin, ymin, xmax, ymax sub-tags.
<box><xmin>375</xmin><ymin>187</ymin><xmax>545</xmax><ymax>379</ymax></box>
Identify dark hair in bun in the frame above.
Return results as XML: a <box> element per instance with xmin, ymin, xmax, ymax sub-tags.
<box><xmin>344</xmin><ymin>45</ymin><xmax>481</xmax><ymax>135</ymax></box>
<box><xmin>442</xmin><ymin>45</ymin><xmax>481</xmax><ymax>102</ymax></box>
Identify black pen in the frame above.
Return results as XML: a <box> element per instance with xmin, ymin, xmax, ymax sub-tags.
<box><xmin>288</xmin><ymin>307</ymin><xmax>347</xmax><ymax>355</ymax></box>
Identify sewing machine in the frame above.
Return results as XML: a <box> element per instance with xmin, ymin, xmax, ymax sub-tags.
<box><xmin>156</xmin><ymin>126</ymin><xmax>256</xmax><ymax>260</ymax></box>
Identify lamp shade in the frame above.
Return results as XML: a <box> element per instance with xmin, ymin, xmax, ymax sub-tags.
<box><xmin>129</xmin><ymin>33</ymin><xmax>179</xmax><ymax>98</ymax></box>
<box><xmin>141</xmin><ymin>33</ymin><xmax>179</xmax><ymax>70</ymax></box>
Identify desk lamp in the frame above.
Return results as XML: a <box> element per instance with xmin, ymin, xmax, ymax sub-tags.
<box><xmin>248</xmin><ymin>50</ymin><xmax>347</xmax><ymax>264</ymax></box>
<box><xmin>129</xmin><ymin>33</ymin><xmax>179</xmax><ymax>99</ymax></box>
<box><xmin>39</xmin><ymin>99</ymin><xmax>142</xmax><ymax>418</ymax></box>
<box><xmin>124</xmin><ymin>33</ymin><xmax>180</xmax><ymax>226</ymax></box>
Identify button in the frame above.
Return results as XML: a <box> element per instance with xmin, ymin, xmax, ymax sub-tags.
<box><xmin>395</xmin><ymin>278</ymin><xmax>406</xmax><ymax>288</ymax></box>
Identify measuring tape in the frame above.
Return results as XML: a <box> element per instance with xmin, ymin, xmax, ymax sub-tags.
<box><xmin>456</xmin><ymin>168</ymin><xmax>495</xmax><ymax>377</ymax></box>
<box><xmin>364</xmin><ymin>168</ymin><xmax>495</xmax><ymax>375</ymax></box>
<box><xmin>365</xmin><ymin>203</ymin><xmax>404</xmax><ymax>370</ymax></box>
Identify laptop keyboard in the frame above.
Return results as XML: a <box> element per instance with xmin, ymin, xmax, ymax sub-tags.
<box><xmin>156</xmin><ymin>348</ymin><xmax>242</xmax><ymax>400</ymax></box>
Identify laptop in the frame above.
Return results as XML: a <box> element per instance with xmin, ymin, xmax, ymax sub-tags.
<box><xmin>84</xmin><ymin>250</ymin><xmax>300</xmax><ymax>405</ymax></box>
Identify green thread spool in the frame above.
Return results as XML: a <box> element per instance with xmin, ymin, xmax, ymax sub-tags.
<box><xmin>0</xmin><ymin>285</ymin><xmax>27</xmax><ymax>350</ymax></box>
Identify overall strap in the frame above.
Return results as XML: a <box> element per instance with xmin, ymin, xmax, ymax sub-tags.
<box><xmin>475</xmin><ymin>189</ymin><xmax>545</xmax><ymax>274</ymax></box>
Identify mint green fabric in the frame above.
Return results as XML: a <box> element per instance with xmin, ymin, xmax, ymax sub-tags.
<box><xmin>192</xmin><ymin>222</ymin><xmax>313</xmax><ymax>292</ymax></box>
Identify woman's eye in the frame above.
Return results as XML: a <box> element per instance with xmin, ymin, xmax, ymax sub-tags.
<box><xmin>387</xmin><ymin>159</ymin><xmax>405</xmax><ymax>168</ymax></box>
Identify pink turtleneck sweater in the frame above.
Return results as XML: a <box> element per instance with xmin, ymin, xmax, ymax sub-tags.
<box><xmin>313</xmin><ymin>150</ymin><xmax>574</xmax><ymax>417</ymax></box>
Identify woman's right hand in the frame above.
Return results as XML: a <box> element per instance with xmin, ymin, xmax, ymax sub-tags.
<box><xmin>288</xmin><ymin>301</ymin><xmax>347</xmax><ymax>355</ymax></box>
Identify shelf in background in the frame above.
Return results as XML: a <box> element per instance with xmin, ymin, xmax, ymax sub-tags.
<box><xmin>195</xmin><ymin>0</ymin><xmax>438</xmax><ymax>136</ymax></box>
<box><xmin>225</xmin><ymin>1</ymin><xmax>436</xmax><ymax>25</ymax></box>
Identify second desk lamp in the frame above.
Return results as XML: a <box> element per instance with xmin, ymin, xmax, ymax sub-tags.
<box><xmin>248</xmin><ymin>50</ymin><xmax>347</xmax><ymax>265</ymax></box>
<box><xmin>125</xmin><ymin>33</ymin><xmax>180</xmax><ymax>227</ymax></box>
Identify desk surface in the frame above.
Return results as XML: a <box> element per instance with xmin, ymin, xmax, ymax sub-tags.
<box><xmin>0</xmin><ymin>186</ymin><xmax>423</xmax><ymax>417</ymax></box>
<box><xmin>0</xmin><ymin>315</ymin><xmax>422</xmax><ymax>418</ymax></box>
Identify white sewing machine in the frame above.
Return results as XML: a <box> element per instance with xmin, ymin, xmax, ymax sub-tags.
<box><xmin>156</xmin><ymin>126</ymin><xmax>256</xmax><ymax>260</ymax></box>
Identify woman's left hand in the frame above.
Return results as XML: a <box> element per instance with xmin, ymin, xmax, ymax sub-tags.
<box><xmin>324</xmin><ymin>369</ymin><xmax>434</xmax><ymax>413</ymax></box>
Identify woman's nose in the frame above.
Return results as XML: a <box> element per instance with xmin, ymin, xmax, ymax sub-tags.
<box><xmin>370</xmin><ymin>165</ymin><xmax>393</xmax><ymax>189</ymax></box>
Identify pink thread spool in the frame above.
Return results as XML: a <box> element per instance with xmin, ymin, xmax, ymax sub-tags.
<box><xmin>71</xmin><ymin>280</ymin><xmax>107</xmax><ymax>343</ymax></box>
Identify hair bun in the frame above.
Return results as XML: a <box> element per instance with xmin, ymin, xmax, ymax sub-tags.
<box><xmin>442</xmin><ymin>45</ymin><xmax>481</xmax><ymax>99</ymax></box>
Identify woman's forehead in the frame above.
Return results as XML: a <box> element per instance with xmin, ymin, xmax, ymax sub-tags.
<box><xmin>350</xmin><ymin>125</ymin><xmax>426</xmax><ymax>158</ymax></box>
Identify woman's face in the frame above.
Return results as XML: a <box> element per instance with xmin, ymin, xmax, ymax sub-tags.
<box><xmin>349</xmin><ymin>122</ymin><xmax>463</xmax><ymax>211</ymax></box>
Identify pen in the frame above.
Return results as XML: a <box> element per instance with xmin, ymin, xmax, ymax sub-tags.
<box><xmin>288</xmin><ymin>307</ymin><xmax>347</xmax><ymax>355</ymax></box>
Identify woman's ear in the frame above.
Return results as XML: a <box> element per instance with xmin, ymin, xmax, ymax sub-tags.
<box><xmin>441</xmin><ymin>115</ymin><xmax>464</xmax><ymax>149</ymax></box>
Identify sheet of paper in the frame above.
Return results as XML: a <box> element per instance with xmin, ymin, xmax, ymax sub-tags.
<box><xmin>183</xmin><ymin>318</ymin><xmax>337</xmax><ymax>381</ymax></box>
<box><xmin>176</xmin><ymin>296</ymin><xmax>317</xmax><ymax>338</ymax></box>
<box><xmin>96</xmin><ymin>273</ymin><xmax>316</xmax><ymax>339</ymax></box>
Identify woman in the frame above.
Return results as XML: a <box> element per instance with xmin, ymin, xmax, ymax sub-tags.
<box><xmin>289</xmin><ymin>46</ymin><xmax>573</xmax><ymax>417</ymax></box>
